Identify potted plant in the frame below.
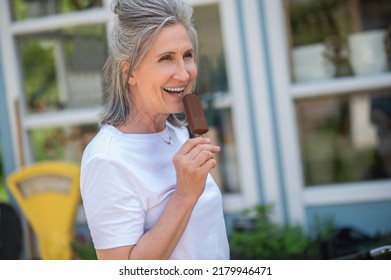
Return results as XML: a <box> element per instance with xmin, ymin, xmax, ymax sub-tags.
<box><xmin>229</xmin><ymin>205</ymin><xmax>317</xmax><ymax>259</ymax></box>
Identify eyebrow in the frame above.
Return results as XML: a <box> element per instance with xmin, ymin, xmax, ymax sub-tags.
<box><xmin>158</xmin><ymin>51</ymin><xmax>176</xmax><ymax>57</ymax></box>
<box><xmin>157</xmin><ymin>49</ymin><xmax>194</xmax><ymax>57</ymax></box>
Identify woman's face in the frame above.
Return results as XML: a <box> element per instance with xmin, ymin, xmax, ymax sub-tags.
<box><xmin>129</xmin><ymin>24</ymin><xmax>198</xmax><ymax>116</ymax></box>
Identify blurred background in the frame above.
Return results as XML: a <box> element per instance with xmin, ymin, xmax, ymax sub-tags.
<box><xmin>0</xmin><ymin>0</ymin><xmax>390</xmax><ymax>260</ymax></box>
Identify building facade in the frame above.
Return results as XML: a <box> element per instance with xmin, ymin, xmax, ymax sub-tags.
<box><xmin>1</xmin><ymin>0</ymin><xmax>390</xmax><ymax>258</ymax></box>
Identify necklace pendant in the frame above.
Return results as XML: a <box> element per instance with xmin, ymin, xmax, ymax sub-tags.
<box><xmin>165</xmin><ymin>136</ymin><xmax>173</xmax><ymax>146</ymax></box>
<box><xmin>158</xmin><ymin>132</ymin><xmax>173</xmax><ymax>146</ymax></box>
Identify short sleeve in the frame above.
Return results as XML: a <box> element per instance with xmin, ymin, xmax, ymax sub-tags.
<box><xmin>80</xmin><ymin>156</ymin><xmax>145</xmax><ymax>249</ymax></box>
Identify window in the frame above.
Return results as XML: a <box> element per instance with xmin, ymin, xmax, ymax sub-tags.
<box><xmin>11</xmin><ymin>0</ymin><xmax>103</xmax><ymax>21</ymax></box>
<box><xmin>296</xmin><ymin>88</ymin><xmax>391</xmax><ymax>185</ymax></box>
<box><xmin>17</xmin><ymin>24</ymin><xmax>107</xmax><ymax>115</ymax></box>
<box><xmin>285</xmin><ymin>0</ymin><xmax>391</xmax><ymax>187</ymax></box>
<box><xmin>287</xmin><ymin>0</ymin><xmax>391</xmax><ymax>83</ymax></box>
<box><xmin>194</xmin><ymin>3</ymin><xmax>240</xmax><ymax>193</ymax></box>
<box><xmin>29</xmin><ymin>124</ymin><xmax>98</xmax><ymax>163</ymax></box>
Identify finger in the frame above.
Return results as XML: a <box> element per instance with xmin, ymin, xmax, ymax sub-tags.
<box><xmin>193</xmin><ymin>148</ymin><xmax>216</xmax><ymax>166</ymax></box>
<box><xmin>199</xmin><ymin>157</ymin><xmax>217</xmax><ymax>173</ymax></box>
<box><xmin>179</xmin><ymin>137</ymin><xmax>211</xmax><ymax>155</ymax></box>
<box><xmin>188</xmin><ymin>143</ymin><xmax>220</xmax><ymax>161</ymax></box>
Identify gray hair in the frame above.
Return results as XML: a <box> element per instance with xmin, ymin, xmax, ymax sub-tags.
<box><xmin>100</xmin><ymin>0</ymin><xmax>198</xmax><ymax>126</ymax></box>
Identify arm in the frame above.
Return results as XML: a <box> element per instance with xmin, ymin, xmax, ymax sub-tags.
<box><xmin>96</xmin><ymin>137</ymin><xmax>220</xmax><ymax>260</ymax></box>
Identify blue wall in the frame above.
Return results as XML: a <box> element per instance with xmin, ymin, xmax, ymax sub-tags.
<box><xmin>306</xmin><ymin>200</ymin><xmax>391</xmax><ymax>237</ymax></box>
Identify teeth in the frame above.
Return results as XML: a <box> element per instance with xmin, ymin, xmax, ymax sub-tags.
<box><xmin>164</xmin><ymin>87</ymin><xmax>185</xmax><ymax>92</ymax></box>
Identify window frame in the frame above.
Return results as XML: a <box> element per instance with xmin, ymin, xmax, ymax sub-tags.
<box><xmin>264</xmin><ymin>0</ymin><xmax>391</xmax><ymax>223</ymax></box>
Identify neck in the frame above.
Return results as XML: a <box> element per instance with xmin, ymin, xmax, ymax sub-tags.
<box><xmin>115</xmin><ymin>112</ymin><xmax>169</xmax><ymax>134</ymax></box>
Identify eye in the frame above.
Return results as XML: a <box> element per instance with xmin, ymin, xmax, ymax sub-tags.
<box><xmin>158</xmin><ymin>55</ymin><xmax>173</xmax><ymax>62</ymax></box>
<box><xmin>184</xmin><ymin>51</ymin><xmax>193</xmax><ymax>60</ymax></box>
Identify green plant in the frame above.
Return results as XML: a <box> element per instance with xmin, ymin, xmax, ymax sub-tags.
<box><xmin>310</xmin><ymin>213</ymin><xmax>336</xmax><ymax>241</ymax></box>
<box><xmin>229</xmin><ymin>205</ymin><xmax>314</xmax><ymax>259</ymax></box>
<box><xmin>0</xmin><ymin>184</ymin><xmax>8</xmax><ymax>202</ymax></box>
<box><xmin>71</xmin><ymin>237</ymin><xmax>97</xmax><ymax>260</ymax></box>
<box><xmin>0</xmin><ymin>146</ymin><xmax>6</xmax><ymax>202</ymax></box>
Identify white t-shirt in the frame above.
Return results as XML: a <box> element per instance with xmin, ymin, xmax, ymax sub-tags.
<box><xmin>80</xmin><ymin>122</ymin><xmax>230</xmax><ymax>260</ymax></box>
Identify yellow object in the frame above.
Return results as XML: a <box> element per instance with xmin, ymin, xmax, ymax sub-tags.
<box><xmin>7</xmin><ymin>161</ymin><xmax>81</xmax><ymax>260</ymax></box>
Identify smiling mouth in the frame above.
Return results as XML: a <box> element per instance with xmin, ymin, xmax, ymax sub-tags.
<box><xmin>163</xmin><ymin>87</ymin><xmax>185</xmax><ymax>95</ymax></box>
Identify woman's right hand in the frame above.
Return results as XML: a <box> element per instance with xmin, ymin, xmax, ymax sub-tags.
<box><xmin>173</xmin><ymin>137</ymin><xmax>220</xmax><ymax>200</ymax></box>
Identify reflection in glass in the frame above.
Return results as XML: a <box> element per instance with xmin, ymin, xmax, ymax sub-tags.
<box><xmin>193</xmin><ymin>4</ymin><xmax>239</xmax><ymax>193</ymax></box>
<box><xmin>11</xmin><ymin>0</ymin><xmax>103</xmax><ymax>21</ymax></box>
<box><xmin>296</xmin><ymin>89</ymin><xmax>391</xmax><ymax>186</ymax></box>
<box><xmin>193</xmin><ymin>4</ymin><xmax>228</xmax><ymax>96</ymax></box>
<box><xmin>286</xmin><ymin>0</ymin><xmax>391</xmax><ymax>83</ymax></box>
<box><xmin>29</xmin><ymin>124</ymin><xmax>98</xmax><ymax>163</ymax></box>
<box><xmin>207</xmin><ymin>107</ymin><xmax>240</xmax><ymax>193</ymax></box>
<box><xmin>18</xmin><ymin>24</ymin><xmax>107</xmax><ymax>114</ymax></box>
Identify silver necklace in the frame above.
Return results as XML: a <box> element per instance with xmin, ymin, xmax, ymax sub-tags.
<box><xmin>157</xmin><ymin>129</ymin><xmax>173</xmax><ymax>146</ymax></box>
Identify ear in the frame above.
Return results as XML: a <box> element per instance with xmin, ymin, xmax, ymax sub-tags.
<box><xmin>120</xmin><ymin>61</ymin><xmax>137</xmax><ymax>85</ymax></box>
<box><xmin>128</xmin><ymin>73</ymin><xmax>137</xmax><ymax>85</ymax></box>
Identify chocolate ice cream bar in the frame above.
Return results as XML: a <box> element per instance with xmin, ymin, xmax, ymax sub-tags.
<box><xmin>183</xmin><ymin>94</ymin><xmax>209</xmax><ymax>136</ymax></box>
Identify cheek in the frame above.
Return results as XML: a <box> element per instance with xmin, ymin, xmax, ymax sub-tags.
<box><xmin>189</xmin><ymin>64</ymin><xmax>198</xmax><ymax>80</ymax></box>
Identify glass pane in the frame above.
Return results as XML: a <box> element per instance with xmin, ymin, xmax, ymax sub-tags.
<box><xmin>29</xmin><ymin>124</ymin><xmax>98</xmax><ymax>163</ymax></box>
<box><xmin>11</xmin><ymin>0</ymin><xmax>103</xmax><ymax>21</ymax></box>
<box><xmin>296</xmin><ymin>88</ymin><xmax>391</xmax><ymax>186</ymax></box>
<box><xmin>17</xmin><ymin>24</ymin><xmax>107</xmax><ymax>114</ymax></box>
<box><xmin>193</xmin><ymin>4</ymin><xmax>228</xmax><ymax>96</ymax></box>
<box><xmin>207</xmin><ymin>107</ymin><xmax>240</xmax><ymax>193</ymax></box>
<box><xmin>286</xmin><ymin>0</ymin><xmax>391</xmax><ymax>83</ymax></box>
<box><xmin>193</xmin><ymin>4</ymin><xmax>239</xmax><ymax>193</ymax></box>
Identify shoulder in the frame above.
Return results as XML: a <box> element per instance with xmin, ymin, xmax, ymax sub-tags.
<box><xmin>81</xmin><ymin>125</ymin><xmax>125</xmax><ymax>165</ymax></box>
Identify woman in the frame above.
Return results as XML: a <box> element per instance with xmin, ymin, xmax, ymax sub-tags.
<box><xmin>80</xmin><ymin>0</ymin><xmax>230</xmax><ymax>260</ymax></box>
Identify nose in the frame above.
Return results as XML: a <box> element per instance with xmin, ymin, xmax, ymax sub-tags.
<box><xmin>173</xmin><ymin>59</ymin><xmax>190</xmax><ymax>81</ymax></box>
